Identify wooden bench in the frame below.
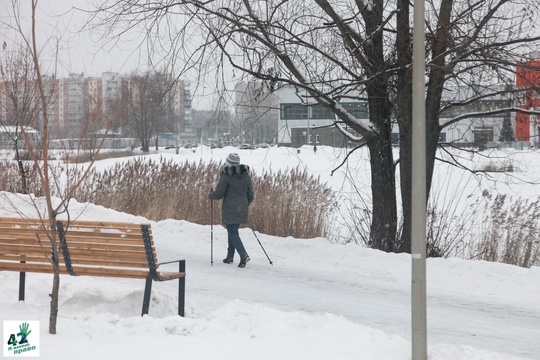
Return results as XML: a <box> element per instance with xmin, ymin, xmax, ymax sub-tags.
<box><xmin>0</xmin><ymin>217</ymin><xmax>186</xmax><ymax>317</ymax></box>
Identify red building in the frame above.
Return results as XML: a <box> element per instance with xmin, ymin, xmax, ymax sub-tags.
<box><xmin>515</xmin><ymin>57</ymin><xmax>540</xmax><ymax>144</ymax></box>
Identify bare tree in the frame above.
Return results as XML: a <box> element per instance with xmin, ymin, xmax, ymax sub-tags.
<box><xmin>123</xmin><ymin>70</ymin><xmax>176</xmax><ymax>152</ymax></box>
<box><xmin>235</xmin><ymin>81</ymin><xmax>278</xmax><ymax>145</ymax></box>
<box><xmin>87</xmin><ymin>0</ymin><xmax>540</xmax><ymax>252</ymax></box>
<box><xmin>0</xmin><ymin>42</ymin><xmax>44</xmax><ymax>193</ymax></box>
<box><xmin>2</xmin><ymin>0</ymin><xmax>109</xmax><ymax>334</ymax></box>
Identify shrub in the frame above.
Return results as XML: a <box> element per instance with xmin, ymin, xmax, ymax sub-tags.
<box><xmin>479</xmin><ymin>160</ymin><xmax>517</xmax><ymax>172</ymax></box>
<box><xmin>471</xmin><ymin>193</ymin><xmax>540</xmax><ymax>268</ymax></box>
<box><xmin>62</xmin><ymin>149</ymin><xmax>137</xmax><ymax>163</ymax></box>
<box><xmin>0</xmin><ymin>160</ymin><xmax>44</xmax><ymax>196</ymax></box>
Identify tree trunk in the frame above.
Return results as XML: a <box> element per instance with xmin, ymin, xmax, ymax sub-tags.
<box><xmin>365</xmin><ymin>84</ymin><xmax>397</xmax><ymax>251</ymax></box>
<box><xmin>396</xmin><ymin>0</ymin><xmax>414</xmax><ymax>253</ymax></box>
<box><xmin>14</xmin><ymin>141</ymin><xmax>29</xmax><ymax>195</ymax></box>
<box><xmin>398</xmin><ymin>0</ymin><xmax>453</xmax><ymax>253</ymax></box>
<box><xmin>48</xmin><ymin>270</ymin><xmax>60</xmax><ymax>334</ymax></box>
<box><xmin>368</xmin><ymin>136</ymin><xmax>398</xmax><ymax>252</ymax></box>
<box><xmin>425</xmin><ymin>0</ymin><xmax>453</xmax><ymax>200</ymax></box>
<box><xmin>141</xmin><ymin>139</ymin><xmax>149</xmax><ymax>152</ymax></box>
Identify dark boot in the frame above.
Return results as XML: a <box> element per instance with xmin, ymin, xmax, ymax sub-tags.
<box><xmin>223</xmin><ymin>257</ymin><xmax>234</xmax><ymax>264</ymax></box>
<box><xmin>238</xmin><ymin>253</ymin><xmax>250</xmax><ymax>268</ymax></box>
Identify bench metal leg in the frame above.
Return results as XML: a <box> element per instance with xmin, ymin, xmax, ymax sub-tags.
<box><xmin>178</xmin><ymin>260</ymin><xmax>186</xmax><ymax>317</ymax></box>
<box><xmin>19</xmin><ymin>271</ymin><xmax>26</xmax><ymax>301</ymax></box>
<box><xmin>142</xmin><ymin>275</ymin><xmax>153</xmax><ymax>316</ymax></box>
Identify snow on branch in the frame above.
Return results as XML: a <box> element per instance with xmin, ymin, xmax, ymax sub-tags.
<box><xmin>334</xmin><ymin>101</ymin><xmax>377</xmax><ymax>134</ymax></box>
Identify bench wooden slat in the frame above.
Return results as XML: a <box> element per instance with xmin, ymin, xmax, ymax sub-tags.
<box><xmin>0</xmin><ymin>236</ymin><xmax>53</xmax><ymax>244</ymax></box>
<box><xmin>0</xmin><ymin>249</ymin><xmax>156</xmax><ymax>265</ymax></box>
<box><xmin>60</xmin><ymin>232</ymin><xmax>150</xmax><ymax>241</ymax></box>
<box><xmin>63</xmin><ymin>257</ymin><xmax>150</xmax><ymax>268</ymax></box>
<box><xmin>0</xmin><ymin>246</ymin><xmax>152</xmax><ymax>262</ymax></box>
<box><xmin>0</xmin><ymin>254</ymin><xmax>149</xmax><ymax>268</ymax></box>
<box><xmin>0</xmin><ymin>217</ymin><xmax>146</xmax><ymax>228</ymax></box>
<box><xmin>66</xmin><ymin>220</ymin><xmax>148</xmax><ymax>229</ymax></box>
<box><xmin>0</xmin><ymin>254</ymin><xmax>51</xmax><ymax>263</ymax></box>
<box><xmin>0</xmin><ymin>262</ymin><xmax>55</xmax><ymax>274</ymax></box>
<box><xmin>0</xmin><ymin>217</ymin><xmax>50</xmax><ymax>224</ymax></box>
<box><xmin>68</xmin><ymin>248</ymin><xmax>149</xmax><ymax>258</ymax></box>
<box><xmin>0</xmin><ymin>233</ymin><xmax>51</xmax><ymax>239</ymax></box>
<box><xmin>69</xmin><ymin>266</ymin><xmax>151</xmax><ymax>278</ymax></box>
<box><xmin>0</xmin><ymin>262</ymin><xmax>152</xmax><ymax>278</ymax></box>
<box><xmin>66</xmin><ymin>242</ymin><xmax>147</xmax><ymax>252</ymax></box>
<box><xmin>0</xmin><ymin>229</ymin><xmax>148</xmax><ymax>244</ymax></box>
<box><xmin>0</xmin><ymin>244</ymin><xmax>53</xmax><ymax>256</ymax></box>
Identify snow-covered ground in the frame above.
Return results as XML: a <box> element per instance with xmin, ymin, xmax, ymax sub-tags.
<box><xmin>1</xmin><ymin>145</ymin><xmax>539</xmax><ymax>359</ymax></box>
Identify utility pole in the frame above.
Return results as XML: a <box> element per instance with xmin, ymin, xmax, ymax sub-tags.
<box><xmin>411</xmin><ymin>0</ymin><xmax>427</xmax><ymax>359</ymax></box>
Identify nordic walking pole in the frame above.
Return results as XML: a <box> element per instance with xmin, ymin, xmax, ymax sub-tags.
<box><xmin>210</xmin><ymin>190</ymin><xmax>214</xmax><ymax>266</ymax></box>
<box><xmin>252</xmin><ymin>229</ymin><xmax>273</xmax><ymax>265</ymax></box>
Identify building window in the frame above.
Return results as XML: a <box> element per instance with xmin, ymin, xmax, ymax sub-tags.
<box><xmin>473</xmin><ymin>127</ymin><xmax>493</xmax><ymax>144</ymax></box>
<box><xmin>438</xmin><ymin>132</ymin><xmax>446</xmax><ymax>143</ymax></box>
<box><xmin>281</xmin><ymin>101</ymin><xmax>369</xmax><ymax>120</ymax></box>
<box><xmin>310</xmin><ymin>104</ymin><xmax>334</xmax><ymax>119</ymax></box>
<box><xmin>441</xmin><ymin>100</ymin><xmax>512</xmax><ymax>118</ymax></box>
<box><xmin>338</xmin><ymin>102</ymin><xmax>369</xmax><ymax>118</ymax></box>
<box><xmin>280</xmin><ymin>104</ymin><xmax>308</xmax><ymax>119</ymax></box>
<box><xmin>391</xmin><ymin>133</ymin><xmax>399</xmax><ymax>144</ymax></box>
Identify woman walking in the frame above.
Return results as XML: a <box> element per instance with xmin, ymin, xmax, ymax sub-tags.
<box><xmin>209</xmin><ymin>153</ymin><xmax>255</xmax><ymax>268</ymax></box>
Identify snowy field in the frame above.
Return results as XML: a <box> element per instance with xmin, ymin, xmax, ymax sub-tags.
<box><xmin>1</xmin><ymin>145</ymin><xmax>539</xmax><ymax>359</ymax></box>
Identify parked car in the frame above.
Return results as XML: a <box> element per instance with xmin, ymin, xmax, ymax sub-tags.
<box><xmin>239</xmin><ymin>143</ymin><xmax>256</xmax><ymax>150</ymax></box>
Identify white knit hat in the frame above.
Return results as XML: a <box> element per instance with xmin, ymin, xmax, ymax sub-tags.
<box><xmin>226</xmin><ymin>153</ymin><xmax>240</xmax><ymax>165</ymax></box>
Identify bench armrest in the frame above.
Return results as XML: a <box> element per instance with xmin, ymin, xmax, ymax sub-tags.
<box><xmin>158</xmin><ymin>259</ymin><xmax>186</xmax><ymax>272</ymax></box>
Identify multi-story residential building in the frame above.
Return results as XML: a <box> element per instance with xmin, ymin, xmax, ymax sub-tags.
<box><xmin>57</xmin><ymin>73</ymin><xmax>87</xmax><ymax>137</ymax></box>
<box><xmin>87</xmin><ymin>72</ymin><xmax>123</xmax><ymax>116</ymax></box>
<box><xmin>1</xmin><ymin>72</ymin><xmax>191</xmax><ymax>146</ymax></box>
<box><xmin>171</xmin><ymin>80</ymin><xmax>192</xmax><ymax>137</ymax></box>
<box><xmin>0</xmin><ymin>74</ymin><xmax>55</xmax><ymax>141</ymax></box>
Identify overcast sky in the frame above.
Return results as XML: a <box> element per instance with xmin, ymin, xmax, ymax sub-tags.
<box><xmin>1</xmin><ymin>1</ymin><xmax>133</xmax><ymax>75</ymax></box>
<box><xmin>0</xmin><ymin>0</ymin><xmax>220</xmax><ymax>109</ymax></box>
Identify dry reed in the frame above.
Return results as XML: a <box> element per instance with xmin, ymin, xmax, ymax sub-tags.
<box><xmin>71</xmin><ymin>157</ymin><xmax>336</xmax><ymax>239</ymax></box>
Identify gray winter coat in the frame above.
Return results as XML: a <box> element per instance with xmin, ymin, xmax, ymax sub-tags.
<box><xmin>208</xmin><ymin>164</ymin><xmax>254</xmax><ymax>225</ymax></box>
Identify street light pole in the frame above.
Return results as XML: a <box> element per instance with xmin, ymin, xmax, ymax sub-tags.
<box><xmin>412</xmin><ymin>0</ymin><xmax>427</xmax><ymax>359</ymax></box>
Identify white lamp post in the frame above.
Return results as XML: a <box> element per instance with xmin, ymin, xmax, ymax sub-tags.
<box><xmin>411</xmin><ymin>0</ymin><xmax>428</xmax><ymax>359</ymax></box>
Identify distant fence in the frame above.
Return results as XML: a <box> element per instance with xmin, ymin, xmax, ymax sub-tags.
<box><xmin>0</xmin><ymin>128</ymin><xmax>41</xmax><ymax>150</ymax></box>
<box><xmin>50</xmin><ymin>138</ymin><xmax>140</xmax><ymax>150</ymax></box>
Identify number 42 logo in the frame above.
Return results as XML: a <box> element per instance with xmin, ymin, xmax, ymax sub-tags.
<box><xmin>7</xmin><ymin>322</ymin><xmax>32</xmax><ymax>346</ymax></box>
